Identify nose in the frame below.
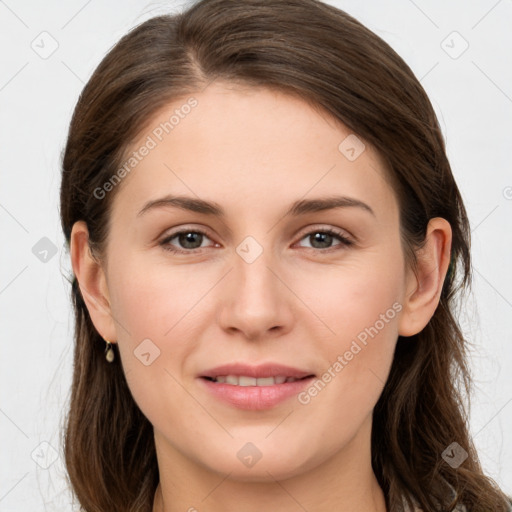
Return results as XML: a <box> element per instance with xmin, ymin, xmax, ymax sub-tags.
<box><xmin>217</xmin><ymin>241</ymin><xmax>294</xmax><ymax>341</ymax></box>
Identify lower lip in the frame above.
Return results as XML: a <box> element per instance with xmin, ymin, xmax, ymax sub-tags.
<box><xmin>198</xmin><ymin>377</ymin><xmax>315</xmax><ymax>410</ymax></box>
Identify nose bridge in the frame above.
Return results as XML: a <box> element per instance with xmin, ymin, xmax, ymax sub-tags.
<box><xmin>234</xmin><ymin>234</ymin><xmax>280</xmax><ymax>309</ymax></box>
<box><xmin>219</xmin><ymin>233</ymin><xmax>291</xmax><ymax>338</ymax></box>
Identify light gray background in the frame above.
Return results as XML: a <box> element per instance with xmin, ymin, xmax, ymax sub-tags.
<box><xmin>1</xmin><ymin>0</ymin><xmax>511</xmax><ymax>509</ymax></box>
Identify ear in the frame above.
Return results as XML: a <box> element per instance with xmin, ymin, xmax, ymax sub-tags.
<box><xmin>398</xmin><ymin>217</ymin><xmax>452</xmax><ymax>337</ymax></box>
<box><xmin>70</xmin><ymin>220</ymin><xmax>117</xmax><ymax>343</ymax></box>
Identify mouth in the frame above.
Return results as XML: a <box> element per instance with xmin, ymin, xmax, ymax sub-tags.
<box><xmin>199</xmin><ymin>362</ymin><xmax>315</xmax><ymax>383</ymax></box>
<box><xmin>197</xmin><ymin>362</ymin><xmax>316</xmax><ymax>410</ymax></box>
<box><xmin>201</xmin><ymin>375</ymin><xmax>314</xmax><ymax>386</ymax></box>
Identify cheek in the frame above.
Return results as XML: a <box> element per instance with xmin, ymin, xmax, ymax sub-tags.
<box><xmin>294</xmin><ymin>251</ymin><xmax>403</xmax><ymax>414</ymax></box>
<box><xmin>295</xmin><ymin>250</ymin><xmax>404</xmax><ymax>343</ymax></box>
<box><xmin>108</xmin><ymin>251</ymin><xmax>203</xmax><ymax>340</ymax></box>
<box><xmin>106</xmin><ymin>254</ymin><xmax>199</xmax><ymax>397</ymax></box>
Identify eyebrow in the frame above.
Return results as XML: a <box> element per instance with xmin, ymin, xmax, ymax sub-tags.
<box><xmin>137</xmin><ymin>194</ymin><xmax>375</xmax><ymax>218</ymax></box>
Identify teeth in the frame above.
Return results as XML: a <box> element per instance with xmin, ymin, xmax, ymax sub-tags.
<box><xmin>211</xmin><ymin>375</ymin><xmax>301</xmax><ymax>386</ymax></box>
<box><xmin>226</xmin><ymin>375</ymin><xmax>238</xmax><ymax>385</ymax></box>
<box><xmin>256</xmin><ymin>377</ymin><xmax>275</xmax><ymax>386</ymax></box>
<box><xmin>239</xmin><ymin>376</ymin><xmax>257</xmax><ymax>386</ymax></box>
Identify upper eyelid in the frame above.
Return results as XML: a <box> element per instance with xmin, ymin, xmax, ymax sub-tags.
<box><xmin>161</xmin><ymin>225</ymin><xmax>215</xmax><ymax>242</ymax></box>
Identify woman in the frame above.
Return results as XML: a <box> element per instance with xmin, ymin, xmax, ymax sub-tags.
<box><xmin>59</xmin><ymin>0</ymin><xmax>511</xmax><ymax>510</ymax></box>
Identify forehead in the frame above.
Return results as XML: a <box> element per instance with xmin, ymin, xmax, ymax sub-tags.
<box><xmin>109</xmin><ymin>82</ymin><xmax>396</xmax><ymax>223</ymax></box>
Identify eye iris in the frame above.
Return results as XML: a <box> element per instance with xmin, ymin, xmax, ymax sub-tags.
<box><xmin>310</xmin><ymin>232</ymin><xmax>333</xmax><ymax>249</ymax></box>
<box><xmin>179</xmin><ymin>232</ymin><xmax>203</xmax><ymax>249</ymax></box>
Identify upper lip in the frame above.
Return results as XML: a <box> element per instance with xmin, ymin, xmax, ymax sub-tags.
<box><xmin>199</xmin><ymin>363</ymin><xmax>315</xmax><ymax>379</ymax></box>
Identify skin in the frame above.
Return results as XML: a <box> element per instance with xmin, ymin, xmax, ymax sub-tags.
<box><xmin>70</xmin><ymin>81</ymin><xmax>452</xmax><ymax>512</ymax></box>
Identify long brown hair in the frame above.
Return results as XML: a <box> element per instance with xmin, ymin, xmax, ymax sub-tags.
<box><xmin>59</xmin><ymin>0</ymin><xmax>511</xmax><ymax>510</ymax></box>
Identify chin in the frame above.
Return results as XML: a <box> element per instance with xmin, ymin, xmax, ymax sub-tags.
<box><xmin>209</xmin><ymin>461</ymin><xmax>308</xmax><ymax>483</ymax></box>
<box><xmin>196</xmin><ymin>442</ymin><xmax>321</xmax><ymax>483</ymax></box>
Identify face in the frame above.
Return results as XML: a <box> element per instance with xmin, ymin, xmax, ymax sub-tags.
<box><xmin>98</xmin><ymin>82</ymin><xmax>409</xmax><ymax>480</ymax></box>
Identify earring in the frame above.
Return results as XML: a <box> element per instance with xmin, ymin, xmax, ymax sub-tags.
<box><xmin>104</xmin><ymin>338</ymin><xmax>115</xmax><ymax>363</ymax></box>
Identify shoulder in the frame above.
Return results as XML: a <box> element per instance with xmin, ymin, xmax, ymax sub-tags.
<box><xmin>408</xmin><ymin>504</ymin><xmax>467</xmax><ymax>512</ymax></box>
<box><xmin>401</xmin><ymin>492</ymin><xmax>467</xmax><ymax>512</ymax></box>
<box><xmin>404</xmin><ymin>495</ymin><xmax>512</xmax><ymax>512</ymax></box>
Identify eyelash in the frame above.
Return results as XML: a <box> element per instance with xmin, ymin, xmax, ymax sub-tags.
<box><xmin>159</xmin><ymin>227</ymin><xmax>354</xmax><ymax>255</ymax></box>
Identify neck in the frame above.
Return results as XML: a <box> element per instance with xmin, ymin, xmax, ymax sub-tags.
<box><xmin>152</xmin><ymin>416</ymin><xmax>387</xmax><ymax>512</ymax></box>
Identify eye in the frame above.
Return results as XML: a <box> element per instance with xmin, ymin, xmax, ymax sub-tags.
<box><xmin>296</xmin><ymin>228</ymin><xmax>353</xmax><ymax>252</ymax></box>
<box><xmin>160</xmin><ymin>228</ymin><xmax>215</xmax><ymax>254</ymax></box>
<box><xmin>159</xmin><ymin>226</ymin><xmax>353</xmax><ymax>255</ymax></box>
